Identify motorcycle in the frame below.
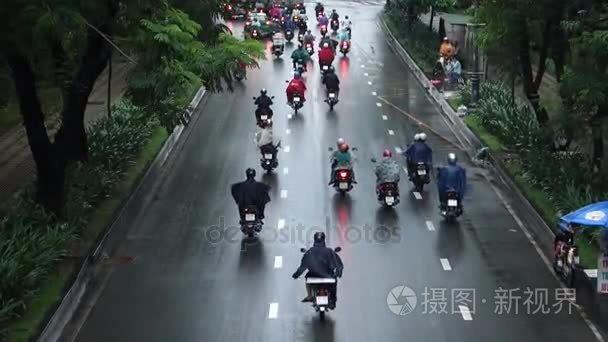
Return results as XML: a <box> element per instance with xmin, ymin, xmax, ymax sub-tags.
<box><xmin>273</xmin><ymin>43</ymin><xmax>283</xmax><ymax>58</ymax></box>
<box><xmin>320</xmin><ymin>63</ymin><xmax>330</xmax><ymax>82</ymax></box>
<box><xmin>333</xmin><ymin>168</ymin><xmax>354</xmax><ymax>194</ymax></box>
<box><xmin>252</xmin><ymin>95</ymin><xmax>274</xmax><ymax>126</ymax></box>
<box><xmin>297</xmin><ymin>32</ymin><xmax>304</xmax><ymax>44</ymax></box>
<box><xmin>300</xmin><ymin>246</ymin><xmax>342</xmax><ymax>319</ymax></box>
<box><xmin>330</xmin><ymin>19</ymin><xmax>339</xmax><ymax>31</ymax></box>
<box><xmin>320</xmin><ymin>24</ymin><xmax>328</xmax><ymax>37</ymax></box>
<box><xmin>411</xmin><ymin>162</ymin><xmax>430</xmax><ymax>192</ymax></box>
<box><xmin>378</xmin><ymin>182</ymin><xmax>400</xmax><ymax>207</ymax></box>
<box><xmin>553</xmin><ymin>237</ymin><xmax>579</xmax><ymax>287</ymax></box>
<box><xmin>340</xmin><ymin>40</ymin><xmax>350</xmax><ymax>57</ymax></box>
<box><xmin>441</xmin><ymin>189</ymin><xmax>463</xmax><ymax>220</ymax></box>
<box><xmin>240</xmin><ymin>205</ymin><xmax>263</xmax><ymax>237</ymax></box>
<box><xmin>251</xmin><ymin>28</ymin><xmax>260</xmax><ymax>39</ymax></box>
<box><xmin>285</xmin><ymin>29</ymin><xmax>294</xmax><ymax>42</ymax></box>
<box><xmin>290</xmin><ymin>91</ymin><xmax>303</xmax><ymax>114</ymax></box>
<box><xmin>305</xmin><ymin>42</ymin><xmax>314</xmax><ymax>55</ymax></box>
<box><xmin>260</xmin><ymin>142</ymin><xmax>281</xmax><ymax>172</ymax></box>
<box><xmin>295</xmin><ymin>58</ymin><xmax>306</xmax><ymax>74</ymax></box>
<box><xmin>294</xmin><ymin>2</ymin><xmax>305</xmax><ymax>13</ymax></box>
<box><xmin>326</xmin><ymin>90</ymin><xmax>338</xmax><ymax>110</ymax></box>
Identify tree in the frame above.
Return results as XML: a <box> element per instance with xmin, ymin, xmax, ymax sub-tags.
<box><xmin>0</xmin><ymin>0</ymin><xmax>263</xmax><ymax>214</ymax></box>
<box><xmin>429</xmin><ymin>0</ymin><xmax>456</xmax><ymax>33</ymax></box>
<box><xmin>476</xmin><ymin>0</ymin><xmax>567</xmax><ymax>125</ymax></box>
<box><xmin>393</xmin><ymin>0</ymin><xmax>435</xmax><ymax>31</ymax></box>
<box><xmin>560</xmin><ymin>0</ymin><xmax>608</xmax><ymax>171</ymax></box>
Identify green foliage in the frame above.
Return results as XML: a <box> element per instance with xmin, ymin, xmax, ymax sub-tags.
<box><xmin>0</xmin><ymin>100</ymin><xmax>156</xmax><ymax>332</ymax></box>
<box><xmin>385</xmin><ymin>10</ymin><xmax>440</xmax><ymax>72</ymax></box>
<box><xmin>128</xmin><ymin>6</ymin><xmax>263</xmax><ymax>131</ymax></box>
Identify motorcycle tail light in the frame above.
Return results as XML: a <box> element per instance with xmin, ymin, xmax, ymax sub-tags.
<box><xmin>342</xmin><ymin>42</ymin><xmax>348</xmax><ymax>47</ymax></box>
<box><xmin>339</xmin><ymin>171</ymin><xmax>348</xmax><ymax>179</ymax></box>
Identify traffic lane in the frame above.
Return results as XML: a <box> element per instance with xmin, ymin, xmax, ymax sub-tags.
<box><xmin>74</xmin><ymin>46</ymin><xmax>304</xmax><ymax>341</ymax></box>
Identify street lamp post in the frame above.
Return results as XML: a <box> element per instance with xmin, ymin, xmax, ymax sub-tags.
<box><xmin>468</xmin><ymin>23</ymin><xmax>485</xmax><ymax>105</ymax></box>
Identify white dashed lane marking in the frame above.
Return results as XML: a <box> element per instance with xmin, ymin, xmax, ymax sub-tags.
<box><xmin>278</xmin><ymin>219</ymin><xmax>286</xmax><ymax>229</ymax></box>
<box><xmin>426</xmin><ymin>221</ymin><xmax>435</xmax><ymax>231</ymax></box>
<box><xmin>440</xmin><ymin>258</ymin><xmax>452</xmax><ymax>271</ymax></box>
<box><xmin>280</xmin><ymin>190</ymin><xmax>288</xmax><ymax>198</ymax></box>
<box><xmin>274</xmin><ymin>256</ymin><xmax>283</xmax><ymax>269</ymax></box>
<box><xmin>382</xmin><ymin>115</ymin><xmax>388</xmax><ymax>120</ymax></box>
<box><xmin>376</xmin><ymin>102</ymin><xmax>382</xmax><ymax>107</ymax></box>
<box><xmin>413</xmin><ymin>192</ymin><xmax>422</xmax><ymax>200</ymax></box>
<box><xmin>268</xmin><ymin>303</ymin><xmax>279</xmax><ymax>319</ymax></box>
<box><xmin>388</xmin><ymin>130</ymin><xmax>394</xmax><ymax>135</ymax></box>
<box><xmin>372</xmin><ymin>91</ymin><xmax>377</xmax><ymax>96</ymax></box>
<box><xmin>283</xmin><ymin>167</ymin><xmax>289</xmax><ymax>175</ymax></box>
<box><xmin>394</xmin><ymin>146</ymin><xmax>402</xmax><ymax>154</ymax></box>
<box><xmin>458</xmin><ymin>305</ymin><xmax>473</xmax><ymax>320</ymax></box>
<box><xmin>284</xmin><ymin>146</ymin><xmax>290</xmax><ymax>153</ymax></box>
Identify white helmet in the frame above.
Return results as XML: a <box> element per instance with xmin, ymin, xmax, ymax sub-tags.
<box><xmin>337</xmin><ymin>137</ymin><xmax>345</xmax><ymax>146</ymax></box>
<box><xmin>419</xmin><ymin>132</ymin><xmax>427</xmax><ymax>141</ymax></box>
<box><xmin>414</xmin><ymin>133</ymin><xmax>421</xmax><ymax>141</ymax></box>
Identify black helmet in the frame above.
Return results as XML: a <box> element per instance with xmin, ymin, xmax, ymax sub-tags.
<box><xmin>260</xmin><ymin>88</ymin><xmax>267</xmax><ymax>95</ymax></box>
<box><xmin>314</xmin><ymin>231</ymin><xmax>326</xmax><ymax>243</ymax></box>
<box><xmin>246</xmin><ymin>168</ymin><xmax>256</xmax><ymax>179</ymax></box>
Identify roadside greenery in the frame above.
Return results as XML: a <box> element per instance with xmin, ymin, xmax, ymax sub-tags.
<box><xmin>385</xmin><ymin>10</ymin><xmax>439</xmax><ymax>73</ymax></box>
<box><xmin>0</xmin><ymin>100</ymin><xmax>162</xmax><ymax>338</ymax></box>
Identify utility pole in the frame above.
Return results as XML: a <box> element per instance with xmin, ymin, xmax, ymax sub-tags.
<box><xmin>107</xmin><ymin>42</ymin><xmax>113</xmax><ymax>119</ymax></box>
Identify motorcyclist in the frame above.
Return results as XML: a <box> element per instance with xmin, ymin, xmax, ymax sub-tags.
<box><xmin>319</xmin><ymin>35</ymin><xmax>338</xmax><ymax>51</ymax></box>
<box><xmin>440</xmin><ymin>37</ymin><xmax>454</xmax><ymax>59</ymax></box>
<box><xmin>231</xmin><ymin>168</ymin><xmax>271</xmax><ymax>223</ymax></box>
<box><xmin>375</xmin><ymin>149</ymin><xmax>401</xmax><ymax>199</ymax></box>
<box><xmin>286</xmin><ymin>71</ymin><xmax>307</xmax><ymax>103</ymax></box>
<box><xmin>303</xmin><ymin>30</ymin><xmax>315</xmax><ymax>46</ymax></box>
<box><xmin>436</xmin><ymin>153</ymin><xmax>466</xmax><ymax>211</ymax></box>
<box><xmin>255</xmin><ymin>88</ymin><xmax>273</xmax><ymax>123</ymax></box>
<box><xmin>324</xmin><ymin>65</ymin><xmax>340</xmax><ymax>98</ymax></box>
<box><xmin>330</xmin><ymin>9</ymin><xmax>339</xmax><ymax>22</ymax></box>
<box><xmin>318</xmin><ymin>42</ymin><xmax>335</xmax><ymax>66</ymax></box>
<box><xmin>338</xmin><ymin>27</ymin><xmax>350</xmax><ymax>44</ymax></box>
<box><xmin>341</xmin><ymin>15</ymin><xmax>352</xmax><ymax>35</ymax></box>
<box><xmin>270</xmin><ymin>5</ymin><xmax>282</xmax><ymax>18</ymax></box>
<box><xmin>319</xmin><ymin>12</ymin><xmax>329</xmax><ymax>27</ymax></box>
<box><xmin>292</xmin><ymin>231</ymin><xmax>343</xmax><ymax>307</ymax></box>
<box><xmin>285</xmin><ymin>16</ymin><xmax>297</xmax><ymax>32</ymax></box>
<box><xmin>290</xmin><ymin>44</ymin><xmax>310</xmax><ymax>69</ymax></box>
<box><xmin>405</xmin><ymin>132</ymin><xmax>432</xmax><ymax>179</ymax></box>
<box><xmin>272</xmin><ymin>30</ymin><xmax>285</xmax><ymax>54</ymax></box>
<box><xmin>329</xmin><ymin>142</ymin><xmax>356</xmax><ymax>185</ymax></box>
<box><xmin>315</xmin><ymin>2</ymin><xmax>325</xmax><ymax>16</ymax></box>
<box><xmin>255</xmin><ymin>119</ymin><xmax>280</xmax><ymax>159</ymax></box>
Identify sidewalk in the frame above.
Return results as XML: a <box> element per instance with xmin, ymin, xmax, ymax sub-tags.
<box><xmin>0</xmin><ymin>59</ymin><xmax>130</xmax><ymax>203</ymax></box>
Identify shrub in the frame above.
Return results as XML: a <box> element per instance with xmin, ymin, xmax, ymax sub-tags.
<box><xmin>0</xmin><ymin>99</ymin><xmax>157</xmax><ymax>330</ymax></box>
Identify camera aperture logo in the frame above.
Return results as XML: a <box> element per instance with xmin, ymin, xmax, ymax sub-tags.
<box><xmin>387</xmin><ymin>286</ymin><xmax>417</xmax><ymax>315</ymax></box>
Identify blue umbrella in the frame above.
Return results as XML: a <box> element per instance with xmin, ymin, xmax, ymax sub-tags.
<box><xmin>559</xmin><ymin>201</ymin><xmax>608</xmax><ymax>232</ymax></box>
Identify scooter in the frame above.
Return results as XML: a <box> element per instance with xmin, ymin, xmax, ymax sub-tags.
<box><xmin>411</xmin><ymin>162</ymin><xmax>430</xmax><ymax>192</ymax></box>
<box><xmin>378</xmin><ymin>182</ymin><xmax>400</xmax><ymax>207</ymax></box>
<box><xmin>240</xmin><ymin>205</ymin><xmax>263</xmax><ymax>237</ymax></box>
<box><xmin>320</xmin><ymin>24</ymin><xmax>328</xmax><ymax>37</ymax></box>
<box><xmin>273</xmin><ymin>43</ymin><xmax>284</xmax><ymax>58</ymax></box>
<box><xmin>326</xmin><ymin>90</ymin><xmax>338</xmax><ymax>111</ymax></box>
<box><xmin>340</xmin><ymin>40</ymin><xmax>350</xmax><ymax>57</ymax></box>
<box><xmin>553</xmin><ymin>235</ymin><xmax>579</xmax><ymax>287</ymax></box>
<box><xmin>305</xmin><ymin>41</ymin><xmax>314</xmax><ymax>55</ymax></box>
<box><xmin>330</xmin><ymin>19</ymin><xmax>339</xmax><ymax>31</ymax></box>
<box><xmin>333</xmin><ymin>168</ymin><xmax>354</xmax><ymax>195</ymax></box>
<box><xmin>441</xmin><ymin>189</ymin><xmax>463</xmax><ymax>221</ymax></box>
<box><xmin>300</xmin><ymin>246</ymin><xmax>342</xmax><ymax>319</ymax></box>
<box><xmin>290</xmin><ymin>91</ymin><xmax>303</xmax><ymax>114</ymax></box>
<box><xmin>260</xmin><ymin>142</ymin><xmax>281</xmax><ymax>173</ymax></box>
<box><xmin>285</xmin><ymin>29</ymin><xmax>294</xmax><ymax>42</ymax></box>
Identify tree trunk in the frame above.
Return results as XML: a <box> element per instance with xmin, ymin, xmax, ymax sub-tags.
<box><xmin>518</xmin><ymin>22</ymin><xmax>549</xmax><ymax>124</ymax></box>
<box><xmin>591</xmin><ymin>121</ymin><xmax>604</xmax><ymax>172</ymax></box>
<box><xmin>5</xmin><ymin>51</ymin><xmax>66</xmax><ymax>215</ymax></box>
<box><xmin>407</xmin><ymin>5</ymin><xmax>415</xmax><ymax>32</ymax></box>
<box><xmin>429</xmin><ymin>6</ymin><xmax>435</xmax><ymax>32</ymax></box>
<box><xmin>438</xmin><ymin>18</ymin><xmax>446</xmax><ymax>42</ymax></box>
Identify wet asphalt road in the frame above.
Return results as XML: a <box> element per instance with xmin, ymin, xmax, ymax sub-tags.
<box><xmin>68</xmin><ymin>1</ymin><xmax>604</xmax><ymax>341</ymax></box>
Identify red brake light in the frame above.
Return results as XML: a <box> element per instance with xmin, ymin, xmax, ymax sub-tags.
<box><xmin>342</xmin><ymin>42</ymin><xmax>348</xmax><ymax>47</ymax></box>
<box><xmin>228</xmin><ymin>5</ymin><xmax>232</xmax><ymax>10</ymax></box>
<box><xmin>339</xmin><ymin>171</ymin><xmax>348</xmax><ymax>178</ymax></box>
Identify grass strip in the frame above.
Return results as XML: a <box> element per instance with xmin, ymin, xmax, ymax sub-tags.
<box><xmin>6</xmin><ymin>126</ymin><xmax>168</xmax><ymax>342</ymax></box>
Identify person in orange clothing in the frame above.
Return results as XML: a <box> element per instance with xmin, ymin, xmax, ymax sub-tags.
<box><xmin>318</xmin><ymin>42</ymin><xmax>335</xmax><ymax>67</ymax></box>
<box><xmin>286</xmin><ymin>71</ymin><xmax>307</xmax><ymax>103</ymax></box>
<box><xmin>439</xmin><ymin>37</ymin><xmax>454</xmax><ymax>59</ymax></box>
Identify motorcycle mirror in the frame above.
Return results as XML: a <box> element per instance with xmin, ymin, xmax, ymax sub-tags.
<box><xmin>334</xmin><ymin>246</ymin><xmax>342</xmax><ymax>252</ymax></box>
<box><xmin>285</xmin><ymin>80</ymin><xmax>289</xmax><ymax>83</ymax></box>
<box><xmin>328</xmin><ymin>147</ymin><xmax>334</xmax><ymax>151</ymax></box>
<box><xmin>271</xmin><ymin>96</ymin><xmax>275</xmax><ymax>99</ymax></box>
<box><xmin>252</xmin><ymin>97</ymin><xmax>257</xmax><ymax>100</ymax></box>
<box><xmin>370</xmin><ymin>158</ymin><xmax>377</xmax><ymax>163</ymax></box>
<box><xmin>352</xmin><ymin>147</ymin><xmax>358</xmax><ymax>151</ymax></box>
<box><xmin>300</xmin><ymin>248</ymin><xmax>306</xmax><ymax>253</ymax></box>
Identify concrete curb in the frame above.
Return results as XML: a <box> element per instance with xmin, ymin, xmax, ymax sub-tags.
<box><xmin>377</xmin><ymin>15</ymin><xmax>587</xmax><ymax>281</ymax></box>
<box><xmin>37</xmin><ymin>86</ymin><xmax>207</xmax><ymax>342</ymax></box>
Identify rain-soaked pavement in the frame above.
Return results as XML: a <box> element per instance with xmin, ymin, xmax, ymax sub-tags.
<box><xmin>64</xmin><ymin>1</ymin><xmax>604</xmax><ymax>341</ymax></box>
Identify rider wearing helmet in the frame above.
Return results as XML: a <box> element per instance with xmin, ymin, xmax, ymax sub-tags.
<box><xmin>255</xmin><ymin>118</ymin><xmax>280</xmax><ymax>161</ymax></box>
<box><xmin>315</xmin><ymin>2</ymin><xmax>325</xmax><ymax>16</ymax></box>
<box><xmin>286</xmin><ymin>71</ymin><xmax>307</xmax><ymax>103</ymax></box>
<box><xmin>329</xmin><ymin>142</ymin><xmax>356</xmax><ymax>185</ymax></box>
<box><xmin>375</xmin><ymin>148</ymin><xmax>401</xmax><ymax>198</ymax></box>
<box><xmin>330</xmin><ymin>9</ymin><xmax>339</xmax><ymax>21</ymax></box>
<box><xmin>436</xmin><ymin>153</ymin><xmax>466</xmax><ymax>211</ymax></box>
<box><xmin>293</xmin><ymin>231</ymin><xmax>344</xmax><ymax>308</ymax></box>
<box><xmin>303</xmin><ymin>30</ymin><xmax>316</xmax><ymax>46</ymax></box>
<box><xmin>318</xmin><ymin>41</ymin><xmax>335</xmax><ymax>66</ymax></box>
<box><xmin>231</xmin><ymin>168</ymin><xmax>271</xmax><ymax>223</ymax></box>
<box><xmin>338</xmin><ymin>26</ymin><xmax>350</xmax><ymax>43</ymax></box>
<box><xmin>291</xmin><ymin>44</ymin><xmax>310</xmax><ymax>69</ymax></box>
<box><xmin>405</xmin><ymin>132</ymin><xmax>433</xmax><ymax>179</ymax></box>
<box><xmin>255</xmin><ymin>89</ymin><xmax>274</xmax><ymax>124</ymax></box>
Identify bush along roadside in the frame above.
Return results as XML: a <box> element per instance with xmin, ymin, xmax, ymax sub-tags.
<box><xmin>384</xmin><ymin>9</ymin><xmax>440</xmax><ymax>75</ymax></box>
<box><xmin>458</xmin><ymin>81</ymin><xmax>605</xmax><ymax>268</ymax></box>
<box><xmin>0</xmin><ymin>99</ymin><xmax>165</xmax><ymax>339</ymax></box>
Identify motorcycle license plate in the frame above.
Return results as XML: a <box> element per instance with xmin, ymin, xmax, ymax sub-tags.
<box><xmin>339</xmin><ymin>182</ymin><xmax>348</xmax><ymax>189</ymax></box>
<box><xmin>329</xmin><ymin>93</ymin><xmax>336</xmax><ymax>98</ymax></box>
<box><xmin>447</xmin><ymin>199</ymin><xmax>458</xmax><ymax>207</ymax></box>
<box><xmin>261</xmin><ymin>115</ymin><xmax>268</xmax><ymax>120</ymax></box>
<box><xmin>294</xmin><ymin>97</ymin><xmax>301</xmax><ymax>102</ymax></box>
<box><xmin>385</xmin><ymin>196</ymin><xmax>394</xmax><ymax>205</ymax></box>
<box><xmin>557</xmin><ymin>259</ymin><xmax>563</xmax><ymax>267</ymax></box>
<box><xmin>323</xmin><ymin>65</ymin><xmax>329</xmax><ymax>70</ymax></box>
<box><xmin>417</xmin><ymin>169</ymin><xmax>426</xmax><ymax>175</ymax></box>
<box><xmin>245</xmin><ymin>213</ymin><xmax>256</xmax><ymax>221</ymax></box>
<box><xmin>264</xmin><ymin>154</ymin><xmax>273</xmax><ymax>159</ymax></box>
<box><xmin>316</xmin><ymin>296</ymin><xmax>329</xmax><ymax>305</ymax></box>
